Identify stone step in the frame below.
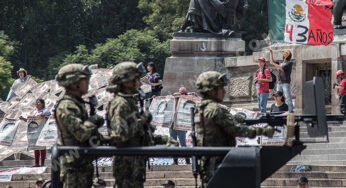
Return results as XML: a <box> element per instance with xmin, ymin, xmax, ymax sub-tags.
<box><xmin>303</xmin><ymin>143</ymin><xmax>346</xmax><ymax>149</ymax></box>
<box><xmin>288</xmin><ymin>160</ymin><xmax>346</xmax><ymax>166</ymax></box>
<box><xmin>291</xmin><ymin>154</ymin><xmax>346</xmax><ymax>161</ymax></box>
<box><xmin>300</xmin><ymin>125</ymin><xmax>346</xmax><ymax>132</ymax></box>
<box><xmin>270</xmin><ymin>172</ymin><xmax>346</xmax><ymax>179</ymax></box>
<box><xmin>279</xmin><ymin>165</ymin><xmax>346</xmax><ymax>172</ymax></box>
<box><xmin>329</xmin><ymin>137</ymin><xmax>346</xmax><ymax>142</ymax></box>
<box><xmin>0</xmin><ymin>163</ymin><xmax>192</xmax><ymax>172</ymax></box>
<box><xmin>300</xmin><ymin>131</ymin><xmax>346</xmax><ymax>138</ymax></box>
<box><xmin>262</xmin><ymin>178</ymin><xmax>346</xmax><ymax>187</ymax></box>
<box><xmin>300</xmin><ymin>148</ymin><xmax>346</xmax><ymax>155</ymax></box>
<box><xmin>10</xmin><ymin>171</ymin><xmax>194</xmax><ymax>181</ymax></box>
<box><xmin>145</xmin><ymin>178</ymin><xmax>196</xmax><ymax>186</ymax></box>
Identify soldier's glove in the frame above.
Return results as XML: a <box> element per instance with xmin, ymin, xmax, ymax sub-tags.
<box><xmin>234</xmin><ymin>113</ymin><xmax>246</xmax><ymax>123</ymax></box>
<box><xmin>166</xmin><ymin>137</ymin><xmax>179</xmax><ymax>147</ymax></box>
<box><xmin>263</xmin><ymin>126</ymin><xmax>275</xmax><ymax>138</ymax></box>
<box><xmin>247</xmin><ymin>127</ymin><xmax>257</xmax><ymax>138</ymax></box>
<box><xmin>139</xmin><ymin>112</ymin><xmax>152</xmax><ymax>125</ymax></box>
<box><xmin>88</xmin><ymin>115</ymin><xmax>104</xmax><ymax>128</ymax></box>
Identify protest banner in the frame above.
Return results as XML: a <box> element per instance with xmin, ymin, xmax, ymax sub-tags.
<box><xmin>174</xmin><ymin>95</ymin><xmax>201</xmax><ymax>131</ymax></box>
<box><xmin>11</xmin><ymin>77</ymin><xmax>37</xmax><ymax>98</ymax></box>
<box><xmin>0</xmin><ymin>119</ymin><xmax>19</xmax><ymax>146</ymax></box>
<box><xmin>36</xmin><ymin>116</ymin><xmax>58</xmax><ymax>147</ymax></box>
<box><xmin>27</xmin><ymin>117</ymin><xmax>47</xmax><ymax>150</ymax></box>
<box><xmin>269</xmin><ymin>0</ymin><xmax>333</xmax><ymax>45</ymax></box>
<box><xmin>149</xmin><ymin>96</ymin><xmax>175</xmax><ymax>127</ymax></box>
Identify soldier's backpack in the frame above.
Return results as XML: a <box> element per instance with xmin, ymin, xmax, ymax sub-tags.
<box><xmin>256</xmin><ymin>68</ymin><xmax>277</xmax><ymax>89</ymax></box>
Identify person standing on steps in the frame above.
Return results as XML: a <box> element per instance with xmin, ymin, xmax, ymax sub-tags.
<box><xmin>269</xmin><ymin>49</ymin><xmax>294</xmax><ymax>113</ymax></box>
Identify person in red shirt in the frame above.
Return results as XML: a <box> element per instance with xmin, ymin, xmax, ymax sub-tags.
<box><xmin>255</xmin><ymin>57</ymin><xmax>272</xmax><ymax>114</ymax></box>
<box><xmin>334</xmin><ymin>70</ymin><xmax>346</xmax><ymax>114</ymax></box>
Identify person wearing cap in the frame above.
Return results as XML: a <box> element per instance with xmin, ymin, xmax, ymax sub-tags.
<box><xmin>255</xmin><ymin>57</ymin><xmax>272</xmax><ymax>114</ymax></box>
<box><xmin>333</xmin><ymin>70</ymin><xmax>346</xmax><ymax>114</ymax></box>
<box><xmin>6</xmin><ymin>68</ymin><xmax>28</xmax><ymax>101</ymax></box>
<box><xmin>162</xmin><ymin>180</ymin><xmax>175</xmax><ymax>188</ymax></box>
<box><xmin>269</xmin><ymin>49</ymin><xmax>294</xmax><ymax>113</ymax></box>
<box><xmin>270</xmin><ymin>91</ymin><xmax>288</xmax><ymax>114</ymax></box>
<box><xmin>170</xmin><ymin>91</ymin><xmax>190</xmax><ymax>165</ymax></box>
<box><xmin>297</xmin><ymin>176</ymin><xmax>309</xmax><ymax>188</ymax></box>
<box><xmin>36</xmin><ymin>178</ymin><xmax>44</xmax><ymax>188</ymax></box>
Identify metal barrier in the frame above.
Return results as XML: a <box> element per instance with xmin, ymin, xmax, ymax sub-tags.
<box><xmin>51</xmin><ymin>145</ymin><xmax>233</xmax><ymax>188</ymax></box>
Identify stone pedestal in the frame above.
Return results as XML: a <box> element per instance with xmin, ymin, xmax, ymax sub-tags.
<box><xmin>161</xmin><ymin>32</ymin><xmax>245</xmax><ymax>96</ymax></box>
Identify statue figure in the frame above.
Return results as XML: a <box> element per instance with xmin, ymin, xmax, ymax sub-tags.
<box><xmin>181</xmin><ymin>0</ymin><xmax>241</xmax><ymax>37</ymax></box>
<box><xmin>333</xmin><ymin>0</ymin><xmax>346</xmax><ymax>29</ymax></box>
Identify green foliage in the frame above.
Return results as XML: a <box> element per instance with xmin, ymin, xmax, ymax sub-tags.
<box><xmin>0</xmin><ymin>31</ymin><xmax>17</xmax><ymax>59</ymax></box>
<box><xmin>61</xmin><ymin>29</ymin><xmax>169</xmax><ymax>75</ymax></box>
<box><xmin>0</xmin><ymin>57</ymin><xmax>14</xmax><ymax>100</ymax></box>
<box><xmin>0</xmin><ymin>31</ymin><xmax>16</xmax><ymax>100</ymax></box>
<box><xmin>239</xmin><ymin>0</ymin><xmax>268</xmax><ymax>54</ymax></box>
<box><xmin>0</xmin><ymin>0</ymin><xmax>145</xmax><ymax>79</ymax></box>
<box><xmin>28</xmin><ymin>75</ymin><xmax>44</xmax><ymax>83</ymax></box>
<box><xmin>138</xmin><ymin>0</ymin><xmax>189</xmax><ymax>41</ymax></box>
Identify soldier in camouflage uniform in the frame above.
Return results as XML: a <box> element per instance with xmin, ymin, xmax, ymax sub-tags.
<box><xmin>106</xmin><ymin>62</ymin><xmax>176</xmax><ymax>188</ymax></box>
<box><xmin>55</xmin><ymin>64</ymin><xmax>105</xmax><ymax>188</ymax></box>
<box><xmin>194</xmin><ymin>71</ymin><xmax>275</xmax><ymax>187</ymax></box>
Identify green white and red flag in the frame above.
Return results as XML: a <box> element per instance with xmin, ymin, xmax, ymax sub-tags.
<box><xmin>268</xmin><ymin>0</ymin><xmax>334</xmax><ymax>45</ymax></box>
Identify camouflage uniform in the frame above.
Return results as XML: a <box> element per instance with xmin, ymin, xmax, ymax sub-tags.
<box><xmin>55</xmin><ymin>64</ymin><xmax>104</xmax><ymax>188</ymax></box>
<box><xmin>194</xmin><ymin>71</ymin><xmax>274</xmax><ymax>187</ymax></box>
<box><xmin>106</xmin><ymin>62</ymin><xmax>171</xmax><ymax>188</ymax></box>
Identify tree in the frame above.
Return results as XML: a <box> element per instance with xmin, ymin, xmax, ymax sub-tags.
<box><xmin>0</xmin><ymin>0</ymin><xmax>145</xmax><ymax>79</ymax></box>
<box><xmin>239</xmin><ymin>0</ymin><xmax>268</xmax><ymax>54</ymax></box>
<box><xmin>0</xmin><ymin>31</ymin><xmax>16</xmax><ymax>100</ymax></box>
<box><xmin>138</xmin><ymin>0</ymin><xmax>189</xmax><ymax>41</ymax></box>
<box><xmin>58</xmin><ymin>29</ymin><xmax>169</xmax><ymax>76</ymax></box>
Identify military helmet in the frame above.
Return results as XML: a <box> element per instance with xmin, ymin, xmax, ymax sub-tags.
<box><xmin>108</xmin><ymin>62</ymin><xmax>146</xmax><ymax>86</ymax></box>
<box><xmin>55</xmin><ymin>64</ymin><xmax>92</xmax><ymax>87</ymax></box>
<box><xmin>196</xmin><ymin>71</ymin><xmax>228</xmax><ymax>93</ymax></box>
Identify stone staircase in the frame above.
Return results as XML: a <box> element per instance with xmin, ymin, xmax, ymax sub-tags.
<box><xmin>2</xmin><ymin>120</ymin><xmax>346</xmax><ymax>187</ymax></box>
<box><xmin>0</xmin><ymin>160</ymin><xmax>197</xmax><ymax>188</ymax></box>
<box><xmin>262</xmin><ymin>120</ymin><xmax>346</xmax><ymax>188</ymax></box>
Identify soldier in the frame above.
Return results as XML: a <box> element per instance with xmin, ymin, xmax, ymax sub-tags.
<box><xmin>194</xmin><ymin>71</ymin><xmax>275</xmax><ymax>187</ymax></box>
<box><xmin>55</xmin><ymin>64</ymin><xmax>104</xmax><ymax>188</ymax></box>
<box><xmin>106</xmin><ymin>62</ymin><xmax>177</xmax><ymax>188</ymax></box>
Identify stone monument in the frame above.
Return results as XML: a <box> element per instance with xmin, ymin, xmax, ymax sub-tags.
<box><xmin>161</xmin><ymin>33</ymin><xmax>245</xmax><ymax>99</ymax></box>
<box><xmin>161</xmin><ymin>0</ymin><xmax>245</xmax><ymax>98</ymax></box>
<box><xmin>333</xmin><ymin>0</ymin><xmax>346</xmax><ymax>29</ymax></box>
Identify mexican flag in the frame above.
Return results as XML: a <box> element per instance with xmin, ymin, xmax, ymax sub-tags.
<box><xmin>269</xmin><ymin>0</ymin><xmax>334</xmax><ymax>45</ymax></box>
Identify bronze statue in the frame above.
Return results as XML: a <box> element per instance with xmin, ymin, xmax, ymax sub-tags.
<box><xmin>333</xmin><ymin>0</ymin><xmax>346</xmax><ymax>29</ymax></box>
<box><xmin>181</xmin><ymin>0</ymin><xmax>240</xmax><ymax>37</ymax></box>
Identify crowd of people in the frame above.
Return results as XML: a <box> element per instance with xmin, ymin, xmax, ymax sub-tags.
<box><xmin>254</xmin><ymin>50</ymin><xmax>293</xmax><ymax>115</ymax></box>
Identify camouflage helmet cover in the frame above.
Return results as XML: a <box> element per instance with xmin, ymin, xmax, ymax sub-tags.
<box><xmin>108</xmin><ymin>62</ymin><xmax>146</xmax><ymax>86</ymax></box>
<box><xmin>196</xmin><ymin>71</ymin><xmax>228</xmax><ymax>94</ymax></box>
<box><xmin>55</xmin><ymin>64</ymin><xmax>92</xmax><ymax>87</ymax></box>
